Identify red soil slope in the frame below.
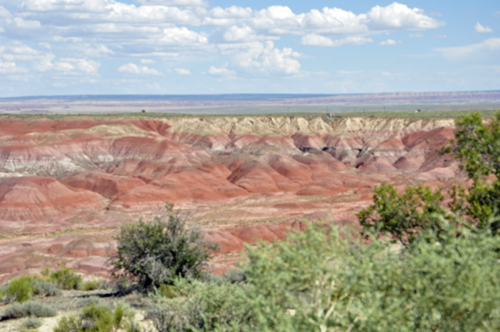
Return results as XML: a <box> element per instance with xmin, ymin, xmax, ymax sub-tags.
<box><xmin>0</xmin><ymin>115</ymin><xmax>462</xmax><ymax>281</ymax></box>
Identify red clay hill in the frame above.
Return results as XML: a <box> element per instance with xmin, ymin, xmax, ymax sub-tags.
<box><xmin>0</xmin><ymin>115</ymin><xmax>462</xmax><ymax>281</ymax></box>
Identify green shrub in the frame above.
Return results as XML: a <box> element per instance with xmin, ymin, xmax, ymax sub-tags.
<box><xmin>49</xmin><ymin>265</ymin><xmax>82</xmax><ymax>290</ymax></box>
<box><xmin>21</xmin><ymin>316</ymin><xmax>43</xmax><ymax>330</ymax></box>
<box><xmin>81</xmin><ymin>304</ymin><xmax>114</xmax><ymax>332</ymax></box>
<box><xmin>150</xmin><ymin>279</ymin><xmax>253</xmax><ymax>332</ymax></box>
<box><xmin>54</xmin><ymin>302</ymin><xmax>135</xmax><ymax>332</ymax></box>
<box><xmin>82</xmin><ymin>281</ymin><xmax>99</xmax><ymax>291</ymax></box>
<box><xmin>112</xmin><ymin>302</ymin><xmax>135</xmax><ymax>329</ymax></box>
<box><xmin>224</xmin><ymin>269</ymin><xmax>246</xmax><ymax>284</ymax></box>
<box><xmin>1</xmin><ymin>276</ymin><xmax>61</xmax><ymax>303</ymax></box>
<box><xmin>4</xmin><ymin>277</ymin><xmax>33</xmax><ymax>303</ymax></box>
<box><xmin>77</xmin><ymin>296</ymin><xmax>101</xmax><ymax>307</ymax></box>
<box><xmin>2</xmin><ymin>301</ymin><xmax>57</xmax><ymax>319</ymax></box>
<box><xmin>445</xmin><ymin>111</ymin><xmax>500</xmax><ymax>232</ymax></box>
<box><xmin>111</xmin><ymin>212</ymin><xmax>218</xmax><ymax>290</ymax></box>
<box><xmin>53</xmin><ymin>315</ymin><xmax>80</xmax><ymax>332</ymax></box>
<box><xmin>358</xmin><ymin>182</ymin><xmax>448</xmax><ymax>247</ymax></box>
<box><xmin>32</xmin><ymin>280</ymin><xmax>62</xmax><ymax>297</ymax></box>
<box><xmin>150</xmin><ymin>221</ymin><xmax>500</xmax><ymax>332</ymax></box>
<box><xmin>157</xmin><ymin>284</ymin><xmax>177</xmax><ymax>299</ymax></box>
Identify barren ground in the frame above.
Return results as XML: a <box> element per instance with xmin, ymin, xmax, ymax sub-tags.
<box><xmin>0</xmin><ymin>114</ymin><xmax>464</xmax><ymax>282</ymax></box>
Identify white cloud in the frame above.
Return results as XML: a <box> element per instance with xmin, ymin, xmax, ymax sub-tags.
<box><xmin>118</xmin><ymin>63</ymin><xmax>161</xmax><ymax>75</ymax></box>
<box><xmin>301</xmin><ymin>34</ymin><xmax>372</xmax><ymax>47</ymax></box>
<box><xmin>80</xmin><ymin>44</ymin><xmax>114</xmax><ymax>57</ymax></box>
<box><xmin>409</xmin><ymin>33</ymin><xmax>424</xmax><ymax>38</ymax></box>
<box><xmin>175</xmin><ymin>68</ymin><xmax>191</xmax><ymax>75</ymax></box>
<box><xmin>0</xmin><ymin>1</ymin><xmax>448</xmax><ymax>87</ymax></box>
<box><xmin>493</xmin><ymin>11</ymin><xmax>500</xmax><ymax>18</ymax></box>
<box><xmin>0</xmin><ymin>60</ymin><xmax>27</xmax><ymax>73</ymax></box>
<box><xmin>39</xmin><ymin>42</ymin><xmax>51</xmax><ymax>49</ymax></box>
<box><xmin>223</xmin><ymin>26</ymin><xmax>254</xmax><ymax>42</ymax></box>
<box><xmin>0</xmin><ymin>42</ymin><xmax>40</xmax><ymax>61</ymax></box>
<box><xmin>52</xmin><ymin>58</ymin><xmax>100</xmax><ymax>74</ymax></box>
<box><xmin>378</xmin><ymin>39</ymin><xmax>401</xmax><ymax>46</ymax></box>
<box><xmin>366</xmin><ymin>3</ymin><xmax>444</xmax><ymax>30</ymax></box>
<box><xmin>137</xmin><ymin>0</ymin><xmax>208</xmax><ymax>6</ymax></box>
<box><xmin>13</xmin><ymin>17</ymin><xmax>41</xmax><ymax>29</ymax></box>
<box><xmin>0</xmin><ymin>5</ymin><xmax>11</xmax><ymax>18</ymax></box>
<box><xmin>159</xmin><ymin>27</ymin><xmax>207</xmax><ymax>45</ymax></box>
<box><xmin>18</xmin><ymin>0</ymin><xmax>113</xmax><ymax>12</ymax></box>
<box><xmin>474</xmin><ymin>22</ymin><xmax>493</xmax><ymax>33</ymax></box>
<box><xmin>15</xmin><ymin>1</ymin><xmax>443</xmax><ymax>38</ymax></box>
<box><xmin>220</xmin><ymin>41</ymin><xmax>301</xmax><ymax>75</ymax></box>
<box><xmin>437</xmin><ymin>38</ymin><xmax>500</xmax><ymax>61</ymax></box>
<box><xmin>208</xmin><ymin>65</ymin><xmax>235</xmax><ymax>76</ymax></box>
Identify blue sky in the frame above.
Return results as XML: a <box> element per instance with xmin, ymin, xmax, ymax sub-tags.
<box><xmin>0</xmin><ymin>0</ymin><xmax>498</xmax><ymax>97</ymax></box>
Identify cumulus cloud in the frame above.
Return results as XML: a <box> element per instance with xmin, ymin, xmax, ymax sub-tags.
<box><xmin>159</xmin><ymin>27</ymin><xmax>208</xmax><ymax>45</ymax></box>
<box><xmin>208</xmin><ymin>65</ymin><xmax>236</xmax><ymax>76</ymax></box>
<box><xmin>220</xmin><ymin>41</ymin><xmax>301</xmax><ymax>75</ymax></box>
<box><xmin>47</xmin><ymin>58</ymin><xmax>100</xmax><ymax>74</ymax></box>
<box><xmin>175</xmin><ymin>68</ymin><xmax>191</xmax><ymax>75</ymax></box>
<box><xmin>118</xmin><ymin>63</ymin><xmax>161</xmax><ymax>75</ymax></box>
<box><xmin>1</xmin><ymin>42</ymin><xmax>40</xmax><ymax>61</ymax></box>
<box><xmin>301</xmin><ymin>34</ymin><xmax>372</xmax><ymax>47</ymax></box>
<box><xmin>378</xmin><ymin>39</ymin><xmax>401</xmax><ymax>45</ymax></box>
<box><xmin>13</xmin><ymin>17</ymin><xmax>41</xmax><ymax>29</ymax></box>
<box><xmin>0</xmin><ymin>1</ymin><xmax>447</xmax><ymax>87</ymax></box>
<box><xmin>137</xmin><ymin>0</ymin><xmax>209</xmax><ymax>6</ymax></box>
<box><xmin>0</xmin><ymin>60</ymin><xmax>27</xmax><ymax>73</ymax></box>
<box><xmin>223</xmin><ymin>26</ymin><xmax>256</xmax><ymax>42</ymax></box>
<box><xmin>14</xmin><ymin>1</ymin><xmax>443</xmax><ymax>38</ymax></box>
<box><xmin>436</xmin><ymin>38</ymin><xmax>500</xmax><ymax>61</ymax></box>
<box><xmin>366</xmin><ymin>3</ymin><xmax>443</xmax><ymax>30</ymax></box>
<box><xmin>81</xmin><ymin>44</ymin><xmax>114</xmax><ymax>57</ymax></box>
<box><xmin>0</xmin><ymin>5</ymin><xmax>11</xmax><ymax>17</ymax></box>
<box><xmin>474</xmin><ymin>22</ymin><xmax>493</xmax><ymax>33</ymax></box>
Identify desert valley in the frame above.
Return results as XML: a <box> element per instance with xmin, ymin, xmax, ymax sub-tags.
<box><xmin>0</xmin><ymin>114</ymin><xmax>460</xmax><ymax>282</ymax></box>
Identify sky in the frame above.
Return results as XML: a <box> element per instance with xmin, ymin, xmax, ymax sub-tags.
<box><xmin>0</xmin><ymin>0</ymin><xmax>498</xmax><ymax>97</ymax></box>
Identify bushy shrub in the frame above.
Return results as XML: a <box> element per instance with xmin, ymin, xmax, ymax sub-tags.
<box><xmin>53</xmin><ymin>315</ymin><xmax>80</xmax><ymax>332</ymax></box>
<box><xmin>77</xmin><ymin>296</ymin><xmax>101</xmax><ymax>307</ymax></box>
<box><xmin>4</xmin><ymin>277</ymin><xmax>33</xmax><ymax>303</ymax></box>
<box><xmin>82</xmin><ymin>281</ymin><xmax>99</xmax><ymax>291</ymax></box>
<box><xmin>21</xmin><ymin>316</ymin><xmax>43</xmax><ymax>330</ymax></box>
<box><xmin>150</xmin><ymin>221</ymin><xmax>500</xmax><ymax>332</ymax></box>
<box><xmin>223</xmin><ymin>269</ymin><xmax>246</xmax><ymax>284</ymax></box>
<box><xmin>54</xmin><ymin>302</ymin><xmax>135</xmax><ymax>332</ymax></box>
<box><xmin>358</xmin><ymin>182</ymin><xmax>448</xmax><ymax>247</ymax></box>
<box><xmin>0</xmin><ymin>275</ymin><xmax>61</xmax><ymax>304</ymax></box>
<box><xmin>445</xmin><ymin>111</ymin><xmax>500</xmax><ymax>232</ymax></box>
<box><xmin>2</xmin><ymin>301</ymin><xmax>57</xmax><ymax>319</ymax></box>
<box><xmin>81</xmin><ymin>304</ymin><xmax>114</xmax><ymax>332</ymax></box>
<box><xmin>150</xmin><ymin>279</ymin><xmax>253</xmax><ymax>332</ymax></box>
<box><xmin>32</xmin><ymin>280</ymin><xmax>62</xmax><ymax>297</ymax></box>
<box><xmin>49</xmin><ymin>265</ymin><xmax>82</xmax><ymax>290</ymax></box>
<box><xmin>111</xmin><ymin>212</ymin><xmax>218</xmax><ymax>290</ymax></box>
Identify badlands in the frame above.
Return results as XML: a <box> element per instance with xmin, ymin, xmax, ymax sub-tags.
<box><xmin>0</xmin><ymin>114</ymin><xmax>460</xmax><ymax>281</ymax></box>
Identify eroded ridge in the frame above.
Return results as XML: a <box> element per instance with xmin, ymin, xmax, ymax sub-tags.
<box><xmin>0</xmin><ymin>115</ymin><xmax>460</xmax><ymax>281</ymax></box>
